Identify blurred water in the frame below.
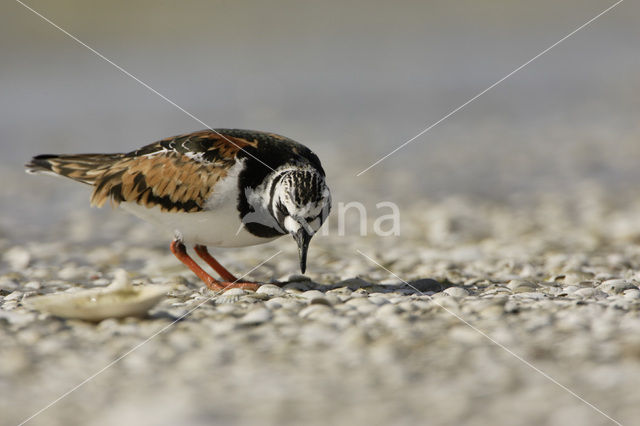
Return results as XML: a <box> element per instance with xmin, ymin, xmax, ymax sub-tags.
<box><xmin>1</xmin><ymin>0</ymin><xmax>639</xmax><ymax>237</ymax></box>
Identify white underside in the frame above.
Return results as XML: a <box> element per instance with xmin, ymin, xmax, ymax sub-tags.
<box><xmin>120</xmin><ymin>162</ymin><xmax>281</xmax><ymax>247</ymax></box>
<box><xmin>121</xmin><ymin>202</ymin><xmax>280</xmax><ymax>247</ymax></box>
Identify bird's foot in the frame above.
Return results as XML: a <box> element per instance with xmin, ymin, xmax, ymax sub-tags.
<box><xmin>204</xmin><ymin>277</ymin><xmax>260</xmax><ymax>292</ymax></box>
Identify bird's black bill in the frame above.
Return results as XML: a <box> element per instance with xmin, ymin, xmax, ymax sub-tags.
<box><xmin>294</xmin><ymin>229</ymin><xmax>312</xmax><ymax>274</ymax></box>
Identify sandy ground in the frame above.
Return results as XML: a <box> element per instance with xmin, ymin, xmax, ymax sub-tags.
<box><xmin>1</xmin><ymin>168</ymin><xmax>640</xmax><ymax>426</ymax></box>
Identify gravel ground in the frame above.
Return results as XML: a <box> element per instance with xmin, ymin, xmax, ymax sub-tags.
<box><xmin>2</xmin><ymin>174</ymin><xmax>640</xmax><ymax>426</ymax></box>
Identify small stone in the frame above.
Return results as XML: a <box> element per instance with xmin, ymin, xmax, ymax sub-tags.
<box><xmin>366</xmin><ymin>296</ymin><xmax>390</xmax><ymax>306</ymax></box>
<box><xmin>0</xmin><ymin>279</ymin><xmax>18</xmax><ymax>293</ymax></box>
<box><xmin>215</xmin><ymin>305</ymin><xmax>237</xmax><ymax>314</ymax></box>
<box><xmin>323</xmin><ymin>294</ymin><xmax>341</xmax><ymax>305</ymax></box>
<box><xmin>0</xmin><ymin>310</ymin><xmax>36</xmax><ymax>326</ymax></box>
<box><xmin>301</xmin><ymin>290</ymin><xmax>325</xmax><ymax>300</ymax></box>
<box><xmin>563</xmin><ymin>272</ymin><xmax>594</xmax><ymax>286</ymax></box>
<box><xmin>431</xmin><ymin>296</ymin><xmax>460</xmax><ymax>312</ymax></box>
<box><xmin>346</xmin><ymin>297</ymin><xmax>373</xmax><ymax>307</ymax></box>
<box><xmin>507</xmin><ymin>280</ymin><xmax>538</xmax><ymax>291</ymax></box>
<box><xmin>513</xmin><ymin>292</ymin><xmax>546</xmax><ymax>300</ymax></box>
<box><xmin>3</xmin><ymin>247</ymin><xmax>30</xmax><ymax>270</ymax></box>
<box><xmin>215</xmin><ymin>288</ymin><xmax>247</xmax><ymax>304</ymax></box>
<box><xmin>222</xmin><ymin>288</ymin><xmax>246</xmax><ymax>296</ymax></box>
<box><xmin>256</xmin><ymin>284</ymin><xmax>286</xmax><ymax>297</ymax></box>
<box><xmin>57</xmin><ymin>267</ymin><xmax>85</xmax><ymax>281</ymax></box>
<box><xmin>598</xmin><ymin>279</ymin><xmax>637</xmax><ymax>295</ymax></box>
<box><xmin>443</xmin><ymin>287</ymin><xmax>469</xmax><ymax>298</ymax></box>
<box><xmin>516</xmin><ymin>286</ymin><xmax>540</xmax><ymax>294</ymax></box>
<box><xmin>239</xmin><ymin>308</ymin><xmax>272</xmax><ymax>325</ymax></box>
<box><xmin>23</xmin><ymin>281</ymin><xmax>41</xmax><ymax>290</ymax></box>
<box><xmin>503</xmin><ymin>300</ymin><xmax>519</xmax><ymax>313</ymax></box>
<box><xmin>299</xmin><ymin>290</ymin><xmax>331</xmax><ymax>306</ymax></box>
<box><xmin>299</xmin><ymin>304</ymin><xmax>332</xmax><ymax>319</ymax></box>
<box><xmin>309</xmin><ymin>297</ymin><xmax>332</xmax><ymax>307</ymax></box>
<box><xmin>4</xmin><ymin>291</ymin><xmax>22</xmax><ymax>301</ymax></box>
<box><xmin>479</xmin><ymin>304</ymin><xmax>504</xmax><ymax>319</ymax></box>
<box><xmin>623</xmin><ymin>289</ymin><xmax>640</xmax><ymax>299</ymax></box>
<box><xmin>562</xmin><ymin>286</ymin><xmax>579</xmax><ymax>295</ymax></box>
<box><xmin>375</xmin><ymin>303</ymin><xmax>401</xmax><ymax>318</ymax></box>
<box><xmin>326</xmin><ymin>287</ymin><xmax>352</xmax><ymax>296</ymax></box>
<box><xmin>573</xmin><ymin>288</ymin><xmax>596</xmax><ymax>298</ymax></box>
<box><xmin>264</xmin><ymin>299</ymin><xmax>283</xmax><ymax>310</ymax></box>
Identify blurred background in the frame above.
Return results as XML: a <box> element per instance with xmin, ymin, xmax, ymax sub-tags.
<box><xmin>1</xmin><ymin>0</ymin><xmax>638</xmax><ymax>236</ymax></box>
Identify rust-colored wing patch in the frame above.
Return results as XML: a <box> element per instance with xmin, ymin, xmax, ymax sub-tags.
<box><xmin>26</xmin><ymin>129</ymin><xmax>271</xmax><ymax>213</ymax></box>
<box><xmin>91</xmin><ymin>152</ymin><xmax>228</xmax><ymax>213</ymax></box>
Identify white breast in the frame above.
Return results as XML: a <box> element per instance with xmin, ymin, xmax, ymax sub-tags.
<box><xmin>120</xmin><ymin>161</ymin><xmax>282</xmax><ymax>248</ymax></box>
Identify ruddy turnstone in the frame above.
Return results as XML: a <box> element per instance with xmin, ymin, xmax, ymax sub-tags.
<box><xmin>26</xmin><ymin>129</ymin><xmax>331</xmax><ymax>291</ymax></box>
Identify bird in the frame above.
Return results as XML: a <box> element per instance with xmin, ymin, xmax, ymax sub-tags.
<box><xmin>26</xmin><ymin>129</ymin><xmax>332</xmax><ymax>291</ymax></box>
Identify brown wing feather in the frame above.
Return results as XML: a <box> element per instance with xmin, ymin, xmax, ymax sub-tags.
<box><xmin>27</xmin><ymin>130</ymin><xmax>264</xmax><ymax>213</ymax></box>
<box><xmin>25</xmin><ymin>153</ymin><xmax>125</xmax><ymax>184</ymax></box>
<box><xmin>90</xmin><ymin>151</ymin><xmax>229</xmax><ymax>213</ymax></box>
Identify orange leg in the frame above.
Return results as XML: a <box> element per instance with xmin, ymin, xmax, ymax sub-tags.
<box><xmin>194</xmin><ymin>245</ymin><xmax>238</xmax><ymax>282</ymax></box>
<box><xmin>170</xmin><ymin>240</ymin><xmax>259</xmax><ymax>291</ymax></box>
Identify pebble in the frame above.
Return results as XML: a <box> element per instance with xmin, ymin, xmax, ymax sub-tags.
<box><xmin>215</xmin><ymin>305</ymin><xmax>237</xmax><ymax>314</ymax></box>
<box><xmin>264</xmin><ymin>297</ymin><xmax>286</xmax><ymax>310</ymax></box>
<box><xmin>443</xmin><ymin>287</ymin><xmax>469</xmax><ymax>298</ymax></box>
<box><xmin>573</xmin><ymin>288</ymin><xmax>596</xmax><ymax>298</ymax></box>
<box><xmin>215</xmin><ymin>288</ymin><xmax>248</xmax><ymax>304</ymax></box>
<box><xmin>0</xmin><ymin>310</ymin><xmax>37</xmax><ymax>326</ymax></box>
<box><xmin>598</xmin><ymin>280</ymin><xmax>637</xmax><ymax>295</ymax></box>
<box><xmin>326</xmin><ymin>286</ymin><xmax>353</xmax><ymax>296</ymax></box>
<box><xmin>256</xmin><ymin>284</ymin><xmax>286</xmax><ymax>297</ymax></box>
<box><xmin>346</xmin><ymin>298</ymin><xmax>377</xmax><ymax>314</ymax></box>
<box><xmin>513</xmin><ymin>292</ymin><xmax>546</xmax><ymax>300</ymax></box>
<box><xmin>23</xmin><ymin>281</ymin><xmax>41</xmax><ymax>290</ymax></box>
<box><xmin>375</xmin><ymin>303</ymin><xmax>402</xmax><ymax>318</ymax></box>
<box><xmin>623</xmin><ymin>289</ymin><xmax>640</xmax><ymax>299</ymax></box>
<box><xmin>0</xmin><ymin>278</ymin><xmax>18</xmax><ymax>292</ymax></box>
<box><xmin>563</xmin><ymin>272</ymin><xmax>593</xmax><ymax>286</ymax></box>
<box><xmin>57</xmin><ymin>267</ymin><xmax>86</xmax><ymax>281</ymax></box>
<box><xmin>366</xmin><ymin>296</ymin><xmax>390</xmax><ymax>306</ymax></box>
<box><xmin>507</xmin><ymin>280</ymin><xmax>539</xmax><ymax>293</ymax></box>
<box><xmin>309</xmin><ymin>297</ymin><xmax>332</xmax><ymax>307</ymax></box>
<box><xmin>4</xmin><ymin>291</ymin><xmax>23</xmax><ymax>301</ymax></box>
<box><xmin>300</xmin><ymin>290</ymin><xmax>326</xmax><ymax>300</ymax></box>
<box><xmin>239</xmin><ymin>308</ymin><xmax>272</xmax><ymax>325</ymax></box>
<box><xmin>3</xmin><ymin>247</ymin><xmax>30</xmax><ymax>270</ymax></box>
<box><xmin>299</xmin><ymin>304</ymin><xmax>332</xmax><ymax>319</ymax></box>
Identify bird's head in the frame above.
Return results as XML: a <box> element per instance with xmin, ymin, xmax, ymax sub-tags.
<box><xmin>271</xmin><ymin>168</ymin><xmax>331</xmax><ymax>274</ymax></box>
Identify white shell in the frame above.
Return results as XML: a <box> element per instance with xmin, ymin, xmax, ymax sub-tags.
<box><xmin>23</xmin><ymin>270</ymin><xmax>171</xmax><ymax>321</ymax></box>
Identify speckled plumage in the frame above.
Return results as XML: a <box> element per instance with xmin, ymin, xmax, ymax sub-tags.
<box><xmin>26</xmin><ymin>129</ymin><xmax>331</xmax><ymax>290</ymax></box>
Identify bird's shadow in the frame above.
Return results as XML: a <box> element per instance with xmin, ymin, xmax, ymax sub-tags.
<box><xmin>276</xmin><ymin>277</ymin><xmax>455</xmax><ymax>295</ymax></box>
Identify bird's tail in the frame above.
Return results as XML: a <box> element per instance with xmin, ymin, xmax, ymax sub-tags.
<box><xmin>25</xmin><ymin>153</ymin><xmax>124</xmax><ymax>185</ymax></box>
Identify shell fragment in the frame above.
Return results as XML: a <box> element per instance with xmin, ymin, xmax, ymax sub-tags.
<box><xmin>23</xmin><ymin>270</ymin><xmax>171</xmax><ymax>321</ymax></box>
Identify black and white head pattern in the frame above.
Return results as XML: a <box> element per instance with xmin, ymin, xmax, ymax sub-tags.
<box><xmin>242</xmin><ymin>165</ymin><xmax>331</xmax><ymax>236</ymax></box>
